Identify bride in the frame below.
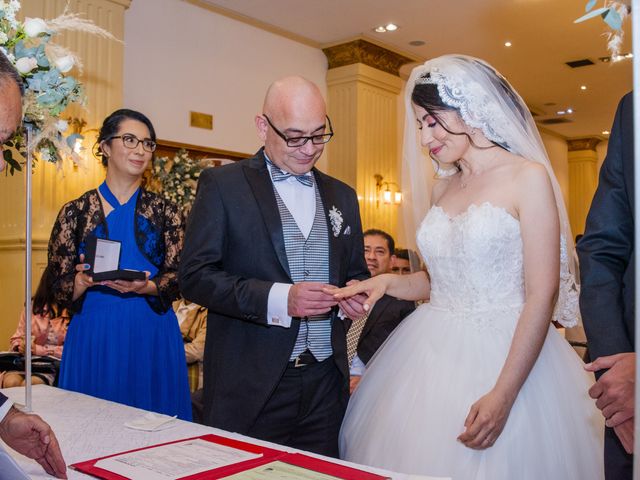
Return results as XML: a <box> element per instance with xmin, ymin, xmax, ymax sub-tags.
<box><xmin>329</xmin><ymin>55</ymin><xmax>604</xmax><ymax>479</ymax></box>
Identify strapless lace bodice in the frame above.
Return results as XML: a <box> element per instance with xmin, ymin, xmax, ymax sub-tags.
<box><xmin>418</xmin><ymin>202</ymin><xmax>525</xmax><ymax>313</ymax></box>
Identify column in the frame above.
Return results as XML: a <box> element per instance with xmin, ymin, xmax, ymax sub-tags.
<box><xmin>567</xmin><ymin>137</ymin><xmax>600</xmax><ymax>236</ymax></box>
<box><xmin>323</xmin><ymin>39</ymin><xmax>414</xmax><ymax>240</ymax></box>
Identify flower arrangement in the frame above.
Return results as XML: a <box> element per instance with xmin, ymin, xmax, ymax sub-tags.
<box><xmin>149</xmin><ymin>149</ymin><xmax>212</xmax><ymax>214</ymax></box>
<box><xmin>575</xmin><ymin>1</ymin><xmax>630</xmax><ymax>59</ymax></box>
<box><xmin>0</xmin><ymin>0</ymin><xmax>116</xmax><ymax>174</ymax></box>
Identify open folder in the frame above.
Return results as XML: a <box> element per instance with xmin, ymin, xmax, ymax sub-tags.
<box><xmin>70</xmin><ymin>434</ymin><xmax>390</xmax><ymax>480</ymax></box>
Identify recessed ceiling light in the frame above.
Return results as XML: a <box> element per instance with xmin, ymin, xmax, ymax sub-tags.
<box><xmin>556</xmin><ymin>110</ymin><xmax>566</xmax><ymax>115</ymax></box>
<box><xmin>385</xmin><ymin>23</ymin><xmax>398</xmax><ymax>31</ymax></box>
<box><xmin>580</xmin><ymin>85</ymin><xmax>587</xmax><ymax>90</ymax></box>
<box><xmin>409</xmin><ymin>40</ymin><xmax>426</xmax><ymax>46</ymax></box>
<box><xmin>566</xmin><ymin>108</ymin><xmax>574</xmax><ymax>114</ymax></box>
<box><xmin>602</xmin><ymin>130</ymin><xmax>610</xmax><ymax>135</ymax></box>
<box><xmin>374</xmin><ymin>26</ymin><xmax>386</xmax><ymax>33</ymax></box>
<box><xmin>504</xmin><ymin>41</ymin><xmax>512</xmax><ymax>47</ymax></box>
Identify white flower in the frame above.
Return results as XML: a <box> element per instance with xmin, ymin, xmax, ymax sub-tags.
<box><xmin>328</xmin><ymin>206</ymin><xmax>343</xmax><ymax>237</ymax></box>
<box><xmin>0</xmin><ymin>32</ymin><xmax>8</xmax><ymax>44</ymax></box>
<box><xmin>15</xmin><ymin>56</ymin><xmax>37</xmax><ymax>74</ymax></box>
<box><xmin>54</xmin><ymin>55</ymin><xmax>74</xmax><ymax>73</ymax></box>
<box><xmin>23</xmin><ymin>17</ymin><xmax>47</xmax><ymax>37</ymax></box>
<box><xmin>55</xmin><ymin>119</ymin><xmax>68</xmax><ymax>132</ymax></box>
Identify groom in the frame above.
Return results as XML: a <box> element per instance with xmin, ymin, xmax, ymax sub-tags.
<box><xmin>179</xmin><ymin>76</ymin><xmax>369</xmax><ymax>456</ymax></box>
<box><xmin>578</xmin><ymin>92</ymin><xmax>635</xmax><ymax>479</ymax></box>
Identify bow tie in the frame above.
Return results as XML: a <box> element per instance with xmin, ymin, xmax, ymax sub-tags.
<box><xmin>267</xmin><ymin>160</ymin><xmax>314</xmax><ymax>187</ymax></box>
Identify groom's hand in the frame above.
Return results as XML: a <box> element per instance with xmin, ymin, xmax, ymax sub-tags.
<box><xmin>288</xmin><ymin>282</ymin><xmax>338</xmax><ymax>318</ymax></box>
<box><xmin>585</xmin><ymin>352</ymin><xmax>635</xmax><ymax>427</ymax></box>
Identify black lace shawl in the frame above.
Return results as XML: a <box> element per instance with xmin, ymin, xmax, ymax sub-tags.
<box><xmin>48</xmin><ymin>188</ymin><xmax>183</xmax><ymax>314</ymax></box>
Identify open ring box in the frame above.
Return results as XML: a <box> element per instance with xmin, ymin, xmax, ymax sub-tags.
<box><xmin>85</xmin><ymin>237</ymin><xmax>146</xmax><ymax>282</ymax></box>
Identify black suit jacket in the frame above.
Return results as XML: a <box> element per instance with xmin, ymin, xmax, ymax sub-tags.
<box><xmin>578</xmin><ymin>92</ymin><xmax>635</xmax><ymax>361</ymax></box>
<box><xmin>357</xmin><ymin>294</ymin><xmax>415</xmax><ymax>364</ymax></box>
<box><xmin>179</xmin><ymin>149</ymin><xmax>369</xmax><ymax>433</ymax></box>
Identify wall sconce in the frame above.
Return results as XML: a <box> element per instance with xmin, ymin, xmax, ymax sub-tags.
<box><xmin>374</xmin><ymin>173</ymin><xmax>402</xmax><ymax>207</ymax></box>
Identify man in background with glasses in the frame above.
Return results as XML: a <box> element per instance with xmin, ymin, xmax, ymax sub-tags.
<box><xmin>180</xmin><ymin>76</ymin><xmax>369</xmax><ymax>457</ymax></box>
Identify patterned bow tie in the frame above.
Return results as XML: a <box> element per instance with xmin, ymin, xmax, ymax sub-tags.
<box><xmin>266</xmin><ymin>158</ymin><xmax>314</xmax><ymax>187</ymax></box>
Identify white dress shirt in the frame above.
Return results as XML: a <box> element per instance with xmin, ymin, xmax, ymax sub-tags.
<box><xmin>265</xmin><ymin>158</ymin><xmax>315</xmax><ymax>328</ymax></box>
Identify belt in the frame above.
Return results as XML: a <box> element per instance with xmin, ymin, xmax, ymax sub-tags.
<box><xmin>288</xmin><ymin>350</ymin><xmax>318</xmax><ymax>368</ymax></box>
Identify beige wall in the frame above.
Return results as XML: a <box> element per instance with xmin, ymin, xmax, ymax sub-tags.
<box><xmin>0</xmin><ymin>0</ymin><xmax>128</xmax><ymax>346</ymax></box>
<box><xmin>123</xmin><ymin>0</ymin><xmax>328</xmax><ymax>161</ymax></box>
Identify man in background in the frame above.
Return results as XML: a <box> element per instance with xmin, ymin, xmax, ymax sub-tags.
<box><xmin>347</xmin><ymin>229</ymin><xmax>415</xmax><ymax>392</ymax></box>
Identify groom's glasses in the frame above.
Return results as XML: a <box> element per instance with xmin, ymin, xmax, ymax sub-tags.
<box><xmin>263</xmin><ymin>114</ymin><xmax>334</xmax><ymax>148</ymax></box>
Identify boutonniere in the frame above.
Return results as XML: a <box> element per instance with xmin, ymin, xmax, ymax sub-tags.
<box><xmin>328</xmin><ymin>206</ymin><xmax>343</xmax><ymax>237</ymax></box>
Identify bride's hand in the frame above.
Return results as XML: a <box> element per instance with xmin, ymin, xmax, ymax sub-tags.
<box><xmin>324</xmin><ymin>275</ymin><xmax>390</xmax><ymax>312</ymax></box>
<box><xmin>457</xmin><ymin>389</ymin><xmax>514</xmax><ymax>450</ymax></box>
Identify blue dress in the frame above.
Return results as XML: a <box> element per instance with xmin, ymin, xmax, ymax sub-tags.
<box><xmin>59</xmin><ymin>182</ymin><xmax>192</xmax><ymax>420</ymax></box>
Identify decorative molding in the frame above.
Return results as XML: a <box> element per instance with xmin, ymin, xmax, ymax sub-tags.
<box><xmin>567</xmin><ymin>137</ymin><xmax>601</xmax><ymax>152</ymax></box>
<box><xmin>156</xmin><ymin>139</ymin><xmax>249</xmax><ymax>162</ymax></box>
<box><xmin>105</xmin><ymin>0</ymin><xmax>132</xmax><ymax>7</ymax></box>
<box><xmin>323</xmin><ymin>39</ymin><xmax>415</xmax><ymax>76</ymax></box>
<box><xmin>182</xmin><ymin>0</ymin><xmax>320</xmax><ymax>48</ymax></box>
<box><xmin>327</xmin><ymin>63</ymin><xmax>403</xmax><ymax>95</ymax></box>
<box><xmin>0</xmin><ymin>237</ymin><xmax>48</xmax><ymax>251</ymax></box>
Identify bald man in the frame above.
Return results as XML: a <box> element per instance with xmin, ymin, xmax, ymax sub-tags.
<box><xmin>180</xmin><ymin>76</ymin><xmax>369</xmax><ymax>456</ymax></box>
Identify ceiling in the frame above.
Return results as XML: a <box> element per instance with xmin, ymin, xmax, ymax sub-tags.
<box><xmin>196</xmin><ymin>0</ymin><xmax>632</xmax><ymax>140</ymax></box>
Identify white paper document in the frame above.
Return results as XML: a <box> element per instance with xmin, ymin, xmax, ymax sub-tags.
<box><xmin>94</xmin><ymin>438</ymin><xmax>262</xmax><ymax>480</ymax></box>
<box><xmin>124</xmin><ymin>412</ymin><xmax>177</xmax><ymax>432</ymax></box>
<box><xmin>223</xmin><ymin>460</ymin><xmax>342</xmax><ymax>479</ymax></box>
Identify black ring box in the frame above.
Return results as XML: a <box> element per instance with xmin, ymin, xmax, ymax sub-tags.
<box><xmin>85</xmin><ymin>237</ymin><xmax>146</xmax><ymax>282</ymax></box>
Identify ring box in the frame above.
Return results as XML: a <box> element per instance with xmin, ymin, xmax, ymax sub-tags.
<box><xmin>85</xmin><ymin>237</ymin><xmax>146</xmax><ymax>282</ymax></box>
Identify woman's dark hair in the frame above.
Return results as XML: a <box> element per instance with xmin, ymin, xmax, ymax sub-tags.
<box><xmin>95</xmin><ymin>108</ymin><xmax>156</xmax><ymax>167</ymax></box>
<box><xmin>411</xmin><ymin>77</ymin><xmax>505</xmax><ymax>157</ymax></box>
<box><xmin>32</xmin><ymin>265</ymin><xmax>59</xmax><ymax>318</ymax></box>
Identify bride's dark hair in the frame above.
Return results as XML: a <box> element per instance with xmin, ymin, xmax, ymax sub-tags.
<box><xmin>411</xmin><ymin>79</ymin><xmax>503</xmax><ymax>153</ymax></box>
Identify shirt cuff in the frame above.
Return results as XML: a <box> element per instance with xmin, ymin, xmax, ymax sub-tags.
<box><xmin>0</xmin><ymin>397</ymin><xmax>13</xmax><ymax>423</ymax></box>
<box><xmin>267</xmin><ymin>283</ymin><xmax>293</xmax><ymax>328</ymax></box>
<box><xmin>349</xmin><ymin>355</ymin><xmax>366</xmax><ymax>376</ymax></box>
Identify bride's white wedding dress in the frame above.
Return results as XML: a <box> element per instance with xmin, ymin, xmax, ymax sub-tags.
<box><xmin>340</xmin><ymin>202</ymin><xmax>604</xmax><ymax>479</ymax></box>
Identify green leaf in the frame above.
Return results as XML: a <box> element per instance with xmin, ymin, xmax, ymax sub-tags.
<box><xmin>574</xmin><ymin>6</ymin><xmax>610</xmax><ymax>23</ymax></box>
<box><xmin>603</xmin><ymin>8</ymin><xmax>623</xmax><ymax>30</ymax></box>
<box><xmin>585</xmin><ymin>0</ymin><xmax>598</xmax><ymax>12</ymax></box>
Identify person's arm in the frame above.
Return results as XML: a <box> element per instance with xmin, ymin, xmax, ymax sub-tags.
<box><xmin>184</xmin><ymin>308</ymin><xmax>207</xmax><ymax>363</ymax></box>
<box><xmin>9</xmin><ymin>308</ymin><xmax>27</xmax><ymax>351</ymax></box>
<box><xmin>179</xmin><ymin>169</ymin><xmax>274</xmax><ymax>323</ymax></box>
<box><xmin>458</xmin><ymin>162</ymin><xmax>559</xmax><ymax>450</ymax></box>
<box><xmin>0</xmin><ymin>405</ymin><xmax>67</xmax><ymax>478</ymax></box>
<box><xmin>48</xmin><ymin>203</ymin><xmax>82</xmax><ymax>311</ymax></box>
<box><xmin>578</xmin><ymin>93</ymin><xmax>634</xmax><ymax>360</ymax></box>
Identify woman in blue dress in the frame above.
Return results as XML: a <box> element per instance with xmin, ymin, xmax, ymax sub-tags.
<box><xmin>49</xmin><ymin>109</ymin><xmax>191</xmax><ymax>420</ymax></box>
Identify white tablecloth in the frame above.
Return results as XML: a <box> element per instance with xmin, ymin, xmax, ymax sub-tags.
<box><xmin>0</xmin><ymin>385</ymin><xmax>442</xmax><ymax>480</ymax></box>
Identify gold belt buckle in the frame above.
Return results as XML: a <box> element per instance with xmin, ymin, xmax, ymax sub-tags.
<box><xmin>293</xmin><ymin>356</ymin><xmax>306</xmax><ymax>368</ymax></box>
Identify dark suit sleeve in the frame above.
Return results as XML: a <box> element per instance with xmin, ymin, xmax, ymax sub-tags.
<box><xmin>578</xmin><ymin>94</ymin><xmax>634</xmax><ymax>360</ymax></box>
<box><xmin>345</xmin><ymin>189</ymin><xmax>369</xmax><ymax>283</ymax></box>
<box><xmin>179</xmin><ymin>169</ymin><xmax>272</xmax><ymax>324</ymax></box>
<box><xmin>359</xmin><ymin>299</ymin><xmax>415</xmax><ymax>364</ymax></box>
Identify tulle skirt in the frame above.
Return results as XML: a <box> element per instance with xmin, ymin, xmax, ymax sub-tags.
<box><xmin>339</xmin><ymin>303</ymin><xmax>604</xmax><ymax>479</ymax></box>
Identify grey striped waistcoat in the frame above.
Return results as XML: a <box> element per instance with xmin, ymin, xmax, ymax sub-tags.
<box><xmin>273</xmin><ymin>184</ymin><xmax>333</xmax><ymax>361</ymax></box>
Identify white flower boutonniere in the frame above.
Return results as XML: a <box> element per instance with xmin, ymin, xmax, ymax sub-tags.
<box><xmin>328</xmin><ymin>206</ymin><xmax>343</xmax><ymax>237</ymax></box>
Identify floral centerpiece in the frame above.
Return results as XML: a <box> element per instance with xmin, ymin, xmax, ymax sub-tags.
<box><xmin>0</xmin><ymin>0</ymin><xmax>116</xmax><ymax>174</ymax></box>
<box><xmin>149</xmin><ymin>149</ymin><xmax>215</xmax><ymax>215</ymax></box>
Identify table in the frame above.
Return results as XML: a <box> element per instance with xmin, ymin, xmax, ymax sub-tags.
<box><xmin>0</xmin><ymin>385</ymin><xmax>445</xmax><ymax>480</ymax></box>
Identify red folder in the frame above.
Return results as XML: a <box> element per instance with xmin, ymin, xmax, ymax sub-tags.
<box><xmin>70</xmin><ymin>434</ymin><xmax>390</xmax><ymax>480</ymax></box>
<box><xmin>70</xmin><ymin>434</ymin><xmax>284</xmax><ymax>479</ymax></box>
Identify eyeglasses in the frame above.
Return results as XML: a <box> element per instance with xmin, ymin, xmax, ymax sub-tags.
<box><xmin>108</xmin><ymin>134</ymin><xmax>157</xmax><ymax>153</ymax></box>
<box><xmin>263</xmin><ymin>114</ymin><xmax>334</xmax><ymax>147</ymax></box>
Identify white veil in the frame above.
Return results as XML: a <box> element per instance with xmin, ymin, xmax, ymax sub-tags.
<box><xmin>401</xmin><ymin>54</ymin><xmax>579</xmax><ymax>327</ymax></box>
